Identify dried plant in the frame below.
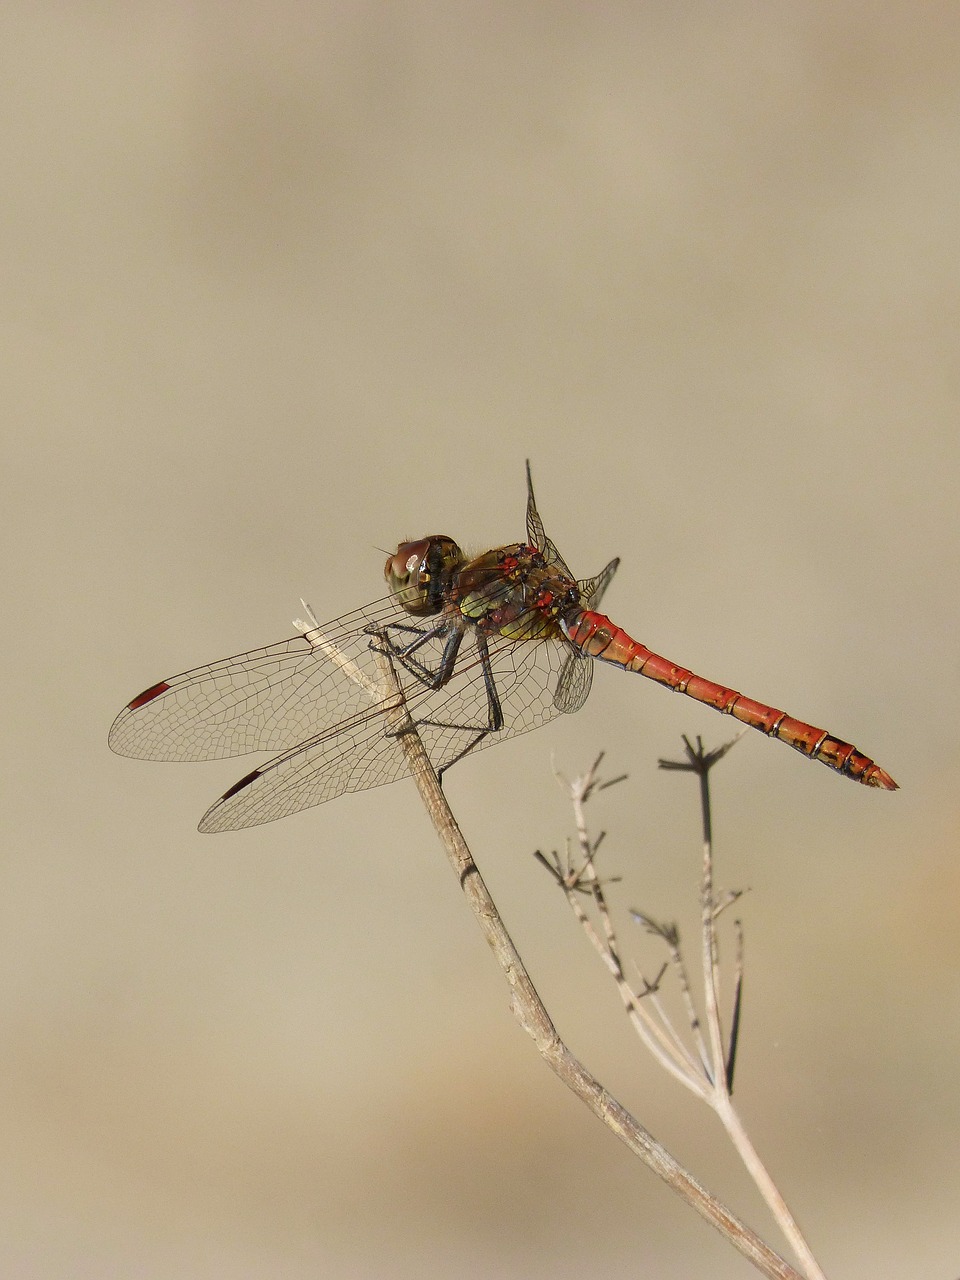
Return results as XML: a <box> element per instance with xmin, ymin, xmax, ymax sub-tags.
<box><xmin>537</xmin><ymin>742</ymin><xmax>826</xmax><ymax>1280</ymax></box>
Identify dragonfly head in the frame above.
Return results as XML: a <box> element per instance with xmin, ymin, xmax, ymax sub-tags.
<box><xmin>385</xmin><ymin>536</ymin><xmax>465</xmax><ymax>617</ymax></box>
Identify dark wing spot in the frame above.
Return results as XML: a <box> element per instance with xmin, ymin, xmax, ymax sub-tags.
<box><xmin>220</xmin><ymin>766</ymin><xmax>263</xmax><ymax>802</ymax></box>
<box><xmin>128</xmin><ymin>681</ymin><xmax>171</xmax><ymax>711</ymax></box>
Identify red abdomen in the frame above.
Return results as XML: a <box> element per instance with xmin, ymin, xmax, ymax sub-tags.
<box><xmin>561</xmin><ymin>610</ymin><xmax>896</xmax><ymax>790</ymax></box>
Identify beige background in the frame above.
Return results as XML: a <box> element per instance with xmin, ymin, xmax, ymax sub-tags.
<box><xmin>3</xmin><ymin>5</ymin><xmax>959</xmax><ymax>1277</ymax></box>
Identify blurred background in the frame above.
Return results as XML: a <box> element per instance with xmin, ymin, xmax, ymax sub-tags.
<box><xmin>3</xmin><ymin>4</ymin><xmax>958</xmax><ymax>1277</ymax></box>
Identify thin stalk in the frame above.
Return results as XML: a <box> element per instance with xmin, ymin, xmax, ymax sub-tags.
<box><xmin>693</xmin><ymin>747</ymin><xmax>827</xmax><ymax>1280</ymax></box>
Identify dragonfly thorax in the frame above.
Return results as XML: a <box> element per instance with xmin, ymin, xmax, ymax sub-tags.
<box><xmin>454</xmin><ymin>542</ymin><xmax>582</xmax><ymax>641</ymax></box>
<box><xmin>385</xmin><ymin>536</ymin><xmax>466</xmax><ymax>617</ymax></box>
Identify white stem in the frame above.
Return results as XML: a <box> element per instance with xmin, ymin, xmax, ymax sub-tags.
<box><xmin>712</xmin><ymin>1092</ymin><xmax>829</xmax><ymax>1280</ymax></box>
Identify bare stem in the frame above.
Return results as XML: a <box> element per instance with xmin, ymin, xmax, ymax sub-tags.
<box><xmin>697</xmin><ymin>746</ymin><xmax>727</xmax><ymax>1090</ymax></box>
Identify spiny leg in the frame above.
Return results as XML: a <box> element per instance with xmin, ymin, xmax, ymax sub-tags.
<box><xmin>428</xmin><ymin>631</ymin><xmax>505</xmax><ymax>784</ymax></box>
<box><xmin>371</xmin><ymin>624</ymin><xmax>505</xmax><ymax>780</ymax></box>
<box><xmin>369</xmin><ymin>620</ymin><xmax>465</xmax><ymax>690</ymax></box>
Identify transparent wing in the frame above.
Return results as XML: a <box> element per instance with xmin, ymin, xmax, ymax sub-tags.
<box><xmin>578</xmin><ymin>556</ymin><xmax>620</xmax><ymax>609</ymax></box>
<box><xmin>524</xmin><ymin>460</ymin><xmax>576</xmax><ymax>581</ymax></box>
<box><xmin>554</xmin><ymin>648</ymin><xmax>594</xmax><ymax>714</ymax></box>
<box><xmin>196</xmin><ymin>623</ymin><xmax>580</xmax><ymax>832</ymax></box>
<box><xmin>108</xmin><ymin>594</ymin><xmax>416</xmax><ymax>763</ymax></box>
<box><xmin>526</xmin><ymin>460</ymin><xmax>620</xmax><ymax>616</ymax></box>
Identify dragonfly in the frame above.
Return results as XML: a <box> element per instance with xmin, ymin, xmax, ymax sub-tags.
<box><xmin>109</xmin><ymin>464</ymin><xmax>896</xmax><ymax>832</ymax></box>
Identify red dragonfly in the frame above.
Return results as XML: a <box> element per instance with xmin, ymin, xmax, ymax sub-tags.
<box><xmin>109</xmin><ymin>464</ymin><xmax>896</xmax><ymax>831</ymax></box>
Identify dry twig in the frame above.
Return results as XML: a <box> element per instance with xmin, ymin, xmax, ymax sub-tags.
<box><xmin>538</xmin><ymin>739</ymin><xmax>827</xmax><ymax>1280</ymax></box>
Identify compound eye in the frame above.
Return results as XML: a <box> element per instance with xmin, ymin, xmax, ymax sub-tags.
<box><xmin>384</xmin><ymin>540</ymin><xmax>429</xmax><ymax>591</ymax></box>
<box><xmin>384</xmin><ymin>536</ymin><xmax>464</xmax><ymax>616</ymax></box>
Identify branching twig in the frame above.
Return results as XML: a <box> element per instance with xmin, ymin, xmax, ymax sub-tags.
<box><xmin>538</xmin><ymin>736</ymin><xmax>827</xmax><ymax>1280</ymax></box>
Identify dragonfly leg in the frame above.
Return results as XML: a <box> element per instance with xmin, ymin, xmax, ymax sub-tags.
<box><xmin>413</xmin><ymin>632</ymin><xmax>506</xmax><ymax>783</ymax></box>
<box><xmin>372</xmin><ymin>624</ymin><xmax>506</xmax><ymax>780</ymax></box>
<box><xmin>368</xmin><ymin>620</ymin><xmax>465</xmax><ymax>690</ymax></box>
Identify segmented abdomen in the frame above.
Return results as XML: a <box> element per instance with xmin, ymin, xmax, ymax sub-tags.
<box><xmin>562</xmin><ymin>610</ymin><xmax>897</xmax><ymax>790</ymax></box>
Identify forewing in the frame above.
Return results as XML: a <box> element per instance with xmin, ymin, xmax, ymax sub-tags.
<box><xmin>108</xmin><ymin>594</ymin><xmax>415</xmax><ymax>762</ymax></box>
<box><xmin>524</xmin><ymin>461</ymin><xmax>575</xmax><ymax>580</ymax></box>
